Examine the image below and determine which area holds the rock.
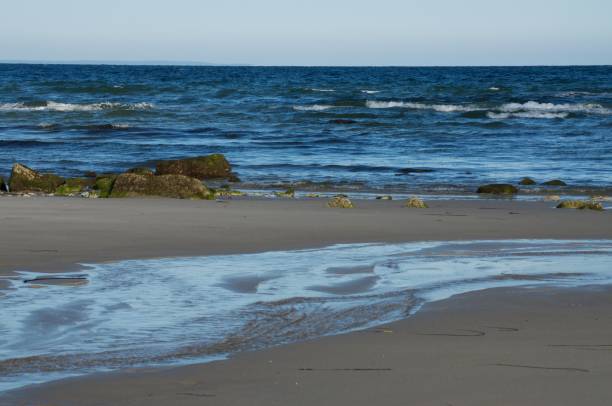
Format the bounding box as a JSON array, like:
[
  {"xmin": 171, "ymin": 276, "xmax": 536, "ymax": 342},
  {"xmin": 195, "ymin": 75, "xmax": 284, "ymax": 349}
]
[
  {"xmin": 476, "ymin": 184, "xmax": 518, "ymax": 194},
  {"xmin": 305, "ymin": 193, "xmax": 321, "ymax": 198},
  {"xmin": 275, "ymin": 188, "xmax": 295, "ymax": 198},
  {"xmin": 93, "ymin": 175, "xmax": 118, "ymax": 198},
  {"xmin": 127, "ymin": 167, "xmax": 154, "ymax": 176},
  {"xmin": 9, "ymin": 163, "xmax": 65, "ymax": 193},
  {"xmin": 156, "ymin": 154, "xmax": 237, "ymax": 181},
  {"xmin": 405, "ymin": 197, "xmax": 428, "ymax": 208},
  {"xmin": 55, "ymin": 178, "xmax": 96, "ymax": 196},
  {"xmin": 556, "ymin": 200, "xmax": 603, "ymax": 211},
  {"xmin": 519, "ymin": 177, "xmax": 536, "ymax": 185},
  {"xmin": 110, "ymin": 173, "xmax": 210, "ymax": 199},
  {"xmin": 376, "ymin": 195, "xmax": 393, "ymax": 200},
  {"xmin": 83, "ymin": 171, "xmax": 97, "ymax": 178},
  {"xmin": 543, "ymin": 195, "xmax": 561, "ymax": 202},
  {"xmin": 327, "ymin": 195, "xmax": 354, "ymax": 209},
  {"xmin": 0, "ymin": 176, "xmax": 6, "ymax": 192},
  {"xmin": 543, "ymin": 179, "xmax": 567, "ymax": 186}
]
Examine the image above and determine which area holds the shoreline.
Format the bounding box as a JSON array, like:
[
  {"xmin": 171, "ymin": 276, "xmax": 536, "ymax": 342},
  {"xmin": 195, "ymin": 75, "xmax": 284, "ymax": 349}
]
[
  {"xmin": 4, "ymin": 284, "xmax": 612, "ymax": 405},
  {"xmin": 1, "ymin": 196, "xmax": 611, "ymax": 276}
]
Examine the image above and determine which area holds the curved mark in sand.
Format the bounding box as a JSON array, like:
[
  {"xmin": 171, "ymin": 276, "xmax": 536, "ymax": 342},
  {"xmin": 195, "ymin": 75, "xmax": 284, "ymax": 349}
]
[{"xmin": 494, "ymin": 363, "xmax": 589, "ymax": 373}]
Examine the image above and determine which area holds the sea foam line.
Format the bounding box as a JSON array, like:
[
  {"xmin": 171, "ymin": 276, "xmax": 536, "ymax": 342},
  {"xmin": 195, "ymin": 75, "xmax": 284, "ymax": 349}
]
[{"xmin": 0, "ymin": 101, "xmax": 154, "ymax": 112}]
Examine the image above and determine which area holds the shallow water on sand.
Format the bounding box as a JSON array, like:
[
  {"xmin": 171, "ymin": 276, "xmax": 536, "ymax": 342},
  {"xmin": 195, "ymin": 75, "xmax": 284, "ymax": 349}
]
[{"xmin": 1, "ymin": 240, "xmax": 612, "ymax": 391}]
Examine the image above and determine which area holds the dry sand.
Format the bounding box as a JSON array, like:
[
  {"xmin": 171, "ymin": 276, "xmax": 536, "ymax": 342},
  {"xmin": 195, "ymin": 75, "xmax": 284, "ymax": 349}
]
[{"xmin": 1, "ymin": 196, "xmax": 612, "ymax": 405}]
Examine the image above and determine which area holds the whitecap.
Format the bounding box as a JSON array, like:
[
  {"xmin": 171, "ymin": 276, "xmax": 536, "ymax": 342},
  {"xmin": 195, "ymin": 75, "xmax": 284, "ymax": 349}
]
[
  {"xmin": 293, "ymin": 104, "xmax": 335, "ymax": 111},
  {"xmin": 309, "ymin": 88, "xmax": 335, "ymax": 92},
  {"xmin": 0, "ymin": 101, "xmax": 154, "ymax": 112},
  {"xmin": 489, "ymin": 87, "xmax": 500, "ymax": 91},
  {"xmin": 365, "ymin": 100, "xmax": 478, "ymax": 112},
  {"xmin": 361, "ymin": 90, "xmax": 380, "ymax": 94},
  {"xmin": 499, "ymin": 101, "xmax": 610, "ymax": 115},
  {"xmin": 488, "ymin": 112, "xmax": 569, "ymax": 120}
]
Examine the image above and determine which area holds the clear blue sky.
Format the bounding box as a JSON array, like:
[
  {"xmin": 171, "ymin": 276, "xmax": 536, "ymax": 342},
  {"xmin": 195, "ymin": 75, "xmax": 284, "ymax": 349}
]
[{"xmin": 1, "ymin": 0, "xmax": 611, "ymax": 66}]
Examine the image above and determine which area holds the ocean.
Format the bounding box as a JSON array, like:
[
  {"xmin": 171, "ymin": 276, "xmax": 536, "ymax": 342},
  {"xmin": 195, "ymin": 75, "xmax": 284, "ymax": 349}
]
[{"xmin": 0, "ymin": 64, "xmax": 611, "ymax": 193}]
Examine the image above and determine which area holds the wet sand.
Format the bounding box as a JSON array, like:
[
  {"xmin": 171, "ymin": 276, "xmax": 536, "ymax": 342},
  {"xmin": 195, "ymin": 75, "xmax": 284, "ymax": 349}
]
[
  {"xmin": 1, "ymin": 196, "xmax": 611, "ymax": 276},
  {"xmin": 1, "ymin": 196, "xmax": 612, "ymax": 405},
  {"xmin": 4, "ymin": 285, "xmax": 612, "ymax": 405}
]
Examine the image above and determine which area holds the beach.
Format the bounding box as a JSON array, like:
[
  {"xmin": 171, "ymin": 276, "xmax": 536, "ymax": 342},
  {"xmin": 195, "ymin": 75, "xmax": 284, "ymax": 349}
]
[{"xmin": 1, "ymin": 196, "xmax": 612, "ymax": 405}]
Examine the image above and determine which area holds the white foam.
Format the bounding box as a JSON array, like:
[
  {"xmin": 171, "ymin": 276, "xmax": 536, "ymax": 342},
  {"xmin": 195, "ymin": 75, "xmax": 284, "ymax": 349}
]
[
  {"xmin": 310, "ymin": 88, "xmax": 335, "ymax": 92},
  {"xmin": 365, "ymin": 100, "xmax": 477, "ymax": 112},
  {"xmin": 499, "ymin": 101, "xmax": 610, "ymax": 114},
  {"xmin": 0, "ymin": 101, "xmax": 154, "ymax": 112},
  {"xmin": 361, "ymin": 90, "xmax": 380, "ymax": 94},
  {"xmin": 488, "ymin": 112, "xmax": 569, "ymax": 119},
  {"xmin": 293, "ymin": 104, "xmax": 335, "ymax": 111},
  {"xmin": 489, "ymin": 87, "xmax": 500, "ymax": 91}
]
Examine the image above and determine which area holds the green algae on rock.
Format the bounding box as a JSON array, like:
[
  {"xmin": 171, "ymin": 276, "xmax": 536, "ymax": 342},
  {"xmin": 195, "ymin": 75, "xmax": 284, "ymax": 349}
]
[
  {"xmin": 9, "ymin": 163, "xmax": 65, "ymax": 193},
  {"xmin": 543, "ymin": 179, "xmax": 567, "ymax": 186},
  {"xmin": 156, "ymin": 154, "xmax": 238, "ymax": 181},
  {"xmin": 93, "ymin": 175, "xmax": 118, "ymax": 198},
  {"xmin": 405, "ymin": 197, "xmax": 428, "ymax": 208},
  {"xmin": 519, "ymin": 177, "xmax": 536, "ymax": 185},
  {"xmin": 556, "ymin": 200, "xmax": 603, "ymax": 211},
  {"xmin": 327, "ymin": 195, "xmax": 354, "ymax": 209},
  {"xmin": 476, "ymin": 184, "xmax": 519, "ymax": 195},
  {"xmin": 275, "ymin": 188, "xmax": 296, "ymax": 198},
  {"xmin": 110, "ymin": 173, "xmax": 210, "ymax": 199}
]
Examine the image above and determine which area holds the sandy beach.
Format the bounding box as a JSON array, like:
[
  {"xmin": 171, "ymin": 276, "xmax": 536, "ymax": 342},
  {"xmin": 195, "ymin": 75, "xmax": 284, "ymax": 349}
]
[{"xmin": 1, "ymin": 196, "xmax": 611, "ymax": 405}]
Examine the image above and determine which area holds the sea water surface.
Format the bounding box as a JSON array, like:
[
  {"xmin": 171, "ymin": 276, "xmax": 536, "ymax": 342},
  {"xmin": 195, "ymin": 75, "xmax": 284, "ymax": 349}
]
[
  {"xmin": 1, "ymin": 240, "xmax": 612, "ymax": 391},
  {"xmin": 1, "ymin": 65, "xmax": 611, "ymax": 193}
]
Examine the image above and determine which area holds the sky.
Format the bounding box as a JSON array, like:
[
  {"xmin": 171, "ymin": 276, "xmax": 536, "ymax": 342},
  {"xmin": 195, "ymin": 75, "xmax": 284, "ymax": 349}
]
[{"xmin": 1, "ymin": 0, "xmax": 611, "ymax": 66}]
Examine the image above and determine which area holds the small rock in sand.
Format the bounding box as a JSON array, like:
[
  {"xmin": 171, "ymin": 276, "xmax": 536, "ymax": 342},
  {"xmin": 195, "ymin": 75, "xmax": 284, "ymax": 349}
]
[
  {"xmin": 556, "ymin": 200, "xmax": 603, "ymax": 211},
  {"xmin": 405, "ymin": 197, "xmax": 428, "ymax": 208},
  {"xmin": 328, "ymin": 195, "xmax": 354, "ymax": 209}
]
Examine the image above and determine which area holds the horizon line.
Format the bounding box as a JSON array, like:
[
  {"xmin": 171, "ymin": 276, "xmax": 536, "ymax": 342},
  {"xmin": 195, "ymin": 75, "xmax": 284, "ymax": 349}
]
[{"xmin": 0, "ymin": 60, "xmax": 611, "ymax": 68}]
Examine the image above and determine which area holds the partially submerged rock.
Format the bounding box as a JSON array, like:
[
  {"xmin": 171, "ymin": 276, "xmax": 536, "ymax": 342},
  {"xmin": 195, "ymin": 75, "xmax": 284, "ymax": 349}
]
[
  {"xmin": 405, "ymin": 197, "xmax": 428, "ymax": 208},
  {"xmin": 556, "ymin": 200, "xmax": 603, "ymax": 211},
  {"xmin": 519, "ymin": 177, "xmax": 536, "ymax": 185},
  {"xmin": 476, "ymin": 184, "xmax": 518, "ymax": 195},
  {"xmin": 327, "ymin": 195, "xmax": 354, "ymax": 209},
  {"xmin": 543, "ymin": 179, "xmax": 567, "ymax": 186},
  {"xmin": 110, "ymin": 173, "xmax": 210, "ymax": 199},
  {"xmin": 9, "ymin": 163, "xmax": 64, "ymax": 193},
  {"xmin": 376, "ymin": 195, "xmax": 393, "ymax": 200},
  {"xmin": 127, "ymin": 167, "xmax": 154, "ymax": 176},
  {"xmin": 156, "ymin": 154, "xmax": 238, "ymax": 181}
]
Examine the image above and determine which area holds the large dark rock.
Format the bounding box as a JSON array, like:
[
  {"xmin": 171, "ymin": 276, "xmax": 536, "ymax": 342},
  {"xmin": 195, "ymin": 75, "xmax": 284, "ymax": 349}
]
[
  {"xmin": 519, "ymin": 177, "xmax": 536, "ymax": 185},
  {"xmin": 9, "ymin": 163, "xmax": 65, "ymax": 193},
  {"xmin": 110, "ymin": 173, "xmax": 210, "ymax": 199},
  {"xmin": 0, "ymin": 176, "xmax": 6, "ymax": 192},
  {"xmin": 127, "ymin": 167, "xmax": 154, "ymax": 176},
  {"xmin": 156, "ymin": 154, "xmax": 237, "ymax": 181},
  {"xmin": 543, "ymin": 179, "xmax": 567, "ymax": 186},
  {"xmin": 476, "ymin": 184, "xmax": 518, "ymax": 194}
]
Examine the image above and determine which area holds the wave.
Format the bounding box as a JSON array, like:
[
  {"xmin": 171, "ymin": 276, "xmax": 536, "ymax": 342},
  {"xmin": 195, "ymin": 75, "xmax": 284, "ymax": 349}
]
[
  {"xmin": 361, "ymin": 90, "xmax": 380, "ymax": 94},
  {"xmin": 365, "ymin": 100, "xmax": 477, "ymax": 112},
  {"xmin": 0, "ymin": 139, "xmax": 63, "ymax": 147},
  {"xmin": 293, "ymin": 104, "xmax": 335, "ymax": 111},
  {"xmin": 366, "ymin": 100, "xmax": 611, "ymax": 118},
  {"xmin": 488, "ymin": 112, "xmax": 569, "ymax": 120},
  {"xmin": 309, "ymin": 88, "xmax": 335, "ymax": 92},
  {"xmin": 0, "ymin": 101, "xmax": 154, "ymax": 112}
]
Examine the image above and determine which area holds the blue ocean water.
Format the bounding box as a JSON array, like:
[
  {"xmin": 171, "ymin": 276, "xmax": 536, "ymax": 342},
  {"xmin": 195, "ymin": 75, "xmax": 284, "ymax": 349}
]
[{"xmin": 0, "ymin": 64, "xmax": 611, "ymax": 192}]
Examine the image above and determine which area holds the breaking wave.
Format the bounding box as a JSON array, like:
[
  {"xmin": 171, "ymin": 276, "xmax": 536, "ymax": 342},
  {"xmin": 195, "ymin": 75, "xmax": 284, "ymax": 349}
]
[
  {"xmin": 0, "ymin": 101, "xmax": 154, "ymax": 112},
  {"xmin": 365, "ymin": 100, "xmax": 477, "ymax": 112},
  {"xmin": 293, "ymin": 104, "xmax": 335, "ymax": 111}
]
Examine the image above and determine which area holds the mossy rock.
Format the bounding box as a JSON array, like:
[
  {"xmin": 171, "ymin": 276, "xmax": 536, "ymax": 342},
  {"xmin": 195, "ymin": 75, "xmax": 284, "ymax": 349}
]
[
  {"xmin": 127, "ymin": 167, "xmax": 154, "ymax": 176},
  {"xmin": 556, "ymin": 200, "xmax": 603, "ymax": 211},
  {"xmin": 543, "ymin": 179, "xmax": 567, "ymax": 186},
  {"xmin": 55, "ymin": 184, "xmax": 83, "ymax": 196},
  {"xmin": 275, "ymin": 188, "xmax": 295, "ymax": 198},
  {"xmin": 54, "ymin": 177, "xmax": 96, "ymax": 195},
  {"xmin": 405, "ymin": 197, "xmax": 428, "ymax": 208},
  {"xmin": 476, "ymin": 184, "xmax": 518, "ymax": 195},
  {"xmin": 327, "ymin": 195, "xmax": 354, "ymax": 209},
  {"xmin": 156, "ymin": 154, "xmax": 238, "ymax": 181},
  {"xmin": 8, "ymin": 163, "xmax": 65, "ymax": 193},
  {"xmin": 519, "ymin": 177, "xmax": 536, "ymax": 185},
  {"xmin": 110, "ymin": 173, "xmax": 210, "ymax": 199},
  {"xmin": 93, "ymin": 175, "xmax": 118, "ymax": 198}
]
